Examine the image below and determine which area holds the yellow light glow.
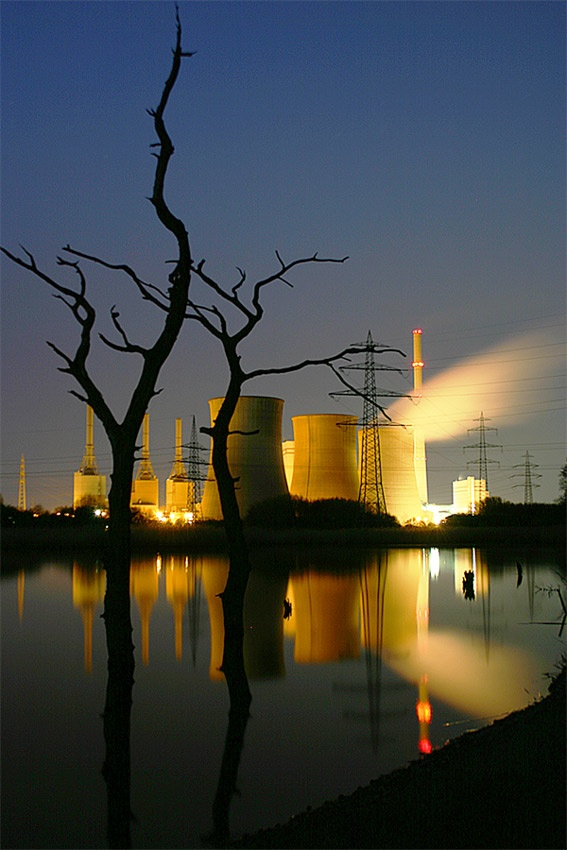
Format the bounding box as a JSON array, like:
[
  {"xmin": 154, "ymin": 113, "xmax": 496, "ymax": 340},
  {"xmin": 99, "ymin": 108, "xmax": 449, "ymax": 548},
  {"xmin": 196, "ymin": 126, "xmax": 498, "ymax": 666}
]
[{"xmin": 387, "ymin": 330, "xmax": 561, "ymax": 443}]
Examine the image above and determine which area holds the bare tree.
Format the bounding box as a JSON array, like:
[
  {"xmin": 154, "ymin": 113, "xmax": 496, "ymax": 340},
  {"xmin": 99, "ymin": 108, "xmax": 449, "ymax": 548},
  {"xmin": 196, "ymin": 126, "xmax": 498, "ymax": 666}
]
[
  {"xmin": 187, "ymin": 255, "xmax": 403, "ymax": 621},
  {"xmin": 2, "ymin": 11, "xmax": 193, "ymax": 579}
]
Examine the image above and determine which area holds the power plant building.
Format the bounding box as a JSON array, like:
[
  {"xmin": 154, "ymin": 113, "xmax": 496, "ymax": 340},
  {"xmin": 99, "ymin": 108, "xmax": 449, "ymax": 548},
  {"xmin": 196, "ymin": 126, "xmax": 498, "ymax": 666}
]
[
  {"xmin": 360, "ymin": 425, "xmax": 427, "ymax": 524},
  {"xmin": 452, "ymin": 476, "xmax": 488, "ymax": 515},
  {"xmin": 73, "ymin": 405, "xmax": 107, "ymax": 509},
  {"xmin": 165, "ymin": 418, "xmax": 190, "ymax": 514},
  {"xmin": 289, "ymin": 414, "xmax": 359, "ymax": 502},
  {"xmin": 201, "ymin": 396, "xmax": 289, "ymax": 520},
  {"xmin": 131, "ymin": 414, "xmax": 159, "ymax": 516}
]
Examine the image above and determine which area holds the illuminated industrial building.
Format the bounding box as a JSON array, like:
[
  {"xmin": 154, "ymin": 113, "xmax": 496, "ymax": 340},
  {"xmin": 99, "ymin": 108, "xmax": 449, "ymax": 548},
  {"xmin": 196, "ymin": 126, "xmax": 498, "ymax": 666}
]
[
  {"xmin": 131, "ymin": 413, "xmax": 159, "ymax": 517},
  {"xmin": 73, "ymin": 405, "xmax": 107, "ymax": 509},
  {"xmin": 165, "ymin": 418, "xmax": 191, "ymax": 517},
  {"xmin": 412, "ymin": 328, "xmax": 428, "ymax": 505},
  {"xmin": 452, "ymin": 476, "xmax": 488, "ymax": 514},
  {"xmin": 358, "ymin": 425, "xmax": 428, "ymax": 524},
  {"xmin": 201, "ymin": 396, "xmax": 289, "ymax": 520},
  {"xmin": 289, "ymin": 413, "xmax": 359, "ymax": 502}
]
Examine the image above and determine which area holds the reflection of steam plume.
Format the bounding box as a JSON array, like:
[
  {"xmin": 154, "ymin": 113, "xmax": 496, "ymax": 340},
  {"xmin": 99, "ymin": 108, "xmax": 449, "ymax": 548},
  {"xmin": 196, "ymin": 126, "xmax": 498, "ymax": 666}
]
[{"xmin": 387, "ymin": 331, "xmax": 562, "ymax": 443}]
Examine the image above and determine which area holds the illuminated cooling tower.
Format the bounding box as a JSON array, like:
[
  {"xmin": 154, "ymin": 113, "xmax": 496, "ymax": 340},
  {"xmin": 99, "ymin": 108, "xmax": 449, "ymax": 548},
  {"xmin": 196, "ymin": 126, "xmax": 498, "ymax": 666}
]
[
  {"xmin": 360, "ymin": 426, "xmax": 424, "ymax": 524},
  {"xmin": 289, "ymin": 414, "xmax": 358, "ymax": 501},
  {"xmin": 201, "ymin": 396, "xmax": 289, "ymax": 520}
]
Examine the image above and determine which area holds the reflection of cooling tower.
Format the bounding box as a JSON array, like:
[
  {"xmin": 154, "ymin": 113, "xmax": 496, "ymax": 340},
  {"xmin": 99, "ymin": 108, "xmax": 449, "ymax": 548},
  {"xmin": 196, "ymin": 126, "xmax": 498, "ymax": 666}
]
[
  {"xmin": 359, "ymin": 549, "xmax": 423, "ymax": 652},
  {"xmin": 360, "ymin": 426, "xmax": 423, "ymax": 523},
  {"xmin": 291, "ymin": 572, "xmax": 360, "ymax": 663},
  {"xmin": 201, "ymin": 396, "xmax": 289, "ymax": 520},
  {"xmin": 290, "ymin": 414, "xmax": 358, "ymax": 501},
  {"xmin": 201, "ymin": 557, "xmax": 290, "ymax": 680}
]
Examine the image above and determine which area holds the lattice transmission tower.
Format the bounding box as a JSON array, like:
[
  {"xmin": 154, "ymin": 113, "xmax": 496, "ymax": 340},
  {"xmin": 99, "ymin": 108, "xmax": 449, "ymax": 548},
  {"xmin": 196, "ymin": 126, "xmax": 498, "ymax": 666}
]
[
  {"xmin": 463, "ymin": 411, "xmax": 502, "ymax": 488},
  {"xmin": 185, "ymin": 416, "xmax": 207, "ymax": 517},
  {"xmin": 331, "ymin": 330, "xmax": 407, "ymax": 515},
  {"xmin": 512, "ymin": 451, "xmax": 541, "ymax": 504},
  {"xmin": 18, "ymin": 454, "xmax": 26, "ymax": 511}
]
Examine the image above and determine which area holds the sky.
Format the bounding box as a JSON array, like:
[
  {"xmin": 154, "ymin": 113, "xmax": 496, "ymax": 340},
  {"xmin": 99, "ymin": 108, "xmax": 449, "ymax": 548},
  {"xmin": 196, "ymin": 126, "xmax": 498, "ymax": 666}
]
[{"xmin": 1, "ymin": 0, "xmax": 565, "ymax": 511}]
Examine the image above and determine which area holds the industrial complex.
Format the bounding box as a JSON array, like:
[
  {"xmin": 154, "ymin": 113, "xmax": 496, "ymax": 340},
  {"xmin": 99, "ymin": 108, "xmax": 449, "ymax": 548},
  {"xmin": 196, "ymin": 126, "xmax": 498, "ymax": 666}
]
[{"xmin": 66, "ymin": 330, "xmax": 489, "ymax": 525}]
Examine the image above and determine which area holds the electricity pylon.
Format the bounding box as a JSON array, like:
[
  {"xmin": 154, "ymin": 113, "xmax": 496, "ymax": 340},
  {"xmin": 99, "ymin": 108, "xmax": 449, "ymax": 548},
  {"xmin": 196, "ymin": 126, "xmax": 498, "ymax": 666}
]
[
  {"xmin": 330, "ymin": 330, "xmax": 407, "ymax": 515},
  {"xmin": 512, "ymin": 451, "xmax": 541, "ymax": 504},
  {"xmin": 185, "ymin": 416, "xmax": 207, "ymax": 517},
  {"xmin": 18, "ymin": 455, "xmax": 26, "ymax": 511},
  {"xmin": 463, "ymin": 411, "xmax": 502, "ymax": 489}
]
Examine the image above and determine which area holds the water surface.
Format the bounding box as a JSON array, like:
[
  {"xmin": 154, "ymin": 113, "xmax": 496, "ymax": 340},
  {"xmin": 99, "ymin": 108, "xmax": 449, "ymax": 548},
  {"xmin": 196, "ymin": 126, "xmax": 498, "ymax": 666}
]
[{"xmin": 2, "ymin": 546, "xmax": 564, "ymax": 848}]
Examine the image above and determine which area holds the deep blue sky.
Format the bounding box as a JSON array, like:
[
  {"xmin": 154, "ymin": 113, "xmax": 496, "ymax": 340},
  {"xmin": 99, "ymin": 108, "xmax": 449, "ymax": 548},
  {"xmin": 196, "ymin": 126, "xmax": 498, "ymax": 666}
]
[{"xmin": 1, "ymin": 1, "xmax": 565, "ymax": 509}]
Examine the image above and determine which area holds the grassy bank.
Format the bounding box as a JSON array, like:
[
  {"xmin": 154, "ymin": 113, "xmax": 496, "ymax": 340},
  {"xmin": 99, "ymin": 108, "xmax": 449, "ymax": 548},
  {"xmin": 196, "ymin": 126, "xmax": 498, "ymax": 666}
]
[{"xmin": 233, "ymin": 668, "xmax": 566, "ymax": 849}]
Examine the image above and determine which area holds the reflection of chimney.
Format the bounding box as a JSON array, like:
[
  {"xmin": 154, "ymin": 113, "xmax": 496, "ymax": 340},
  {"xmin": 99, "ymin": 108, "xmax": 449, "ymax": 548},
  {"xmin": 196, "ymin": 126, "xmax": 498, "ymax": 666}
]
[
  {"xmin": 72, "ymin": 564, "xmax": 105, "ymax": 673},
  {"xmin": 130, "ymin": 560, "xmax": 159, "ymax": 665},
  {"xmin": 166, "ymin": 557, "xmax": 190, "ymax": 660},
  {"xmin": 18, "ymin": 570, "xmax": 25, "ymax": 622}
]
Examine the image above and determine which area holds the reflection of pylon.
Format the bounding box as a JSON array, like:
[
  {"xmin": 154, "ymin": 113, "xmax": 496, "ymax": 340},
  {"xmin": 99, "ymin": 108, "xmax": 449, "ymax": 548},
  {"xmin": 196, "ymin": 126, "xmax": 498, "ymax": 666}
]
[
  {"xmin": 18, "ymin": 455, "xmax": 26, "ymax": 511},
  {"xmin": 463, "ymin": 411, "xmax": 502, "ymax": 489}
]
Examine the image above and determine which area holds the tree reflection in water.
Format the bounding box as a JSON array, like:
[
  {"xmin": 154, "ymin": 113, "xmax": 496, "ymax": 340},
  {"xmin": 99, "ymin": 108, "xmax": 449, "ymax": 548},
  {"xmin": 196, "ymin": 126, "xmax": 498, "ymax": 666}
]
[
  {"xmin": 100, "ymin": 552, "xmax": 252, "ymax": 848},
  {"xmin": 100, "ymin": 555, "xmax": 136, "ymax": 849}
]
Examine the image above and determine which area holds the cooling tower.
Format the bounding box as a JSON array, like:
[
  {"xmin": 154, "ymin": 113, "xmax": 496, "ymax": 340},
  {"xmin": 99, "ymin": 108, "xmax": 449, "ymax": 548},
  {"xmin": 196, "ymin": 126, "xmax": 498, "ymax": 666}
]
[
  {"xmin": 289, "ymin": 414, "xmax": 359, "ymax": 501},
  {"xmin": 201, "ymin": 396, "xmax": 289, "ymax": 520},
  {"xmin": 360, "ymin": 425, "xmax": 424, "ymax": 524}
]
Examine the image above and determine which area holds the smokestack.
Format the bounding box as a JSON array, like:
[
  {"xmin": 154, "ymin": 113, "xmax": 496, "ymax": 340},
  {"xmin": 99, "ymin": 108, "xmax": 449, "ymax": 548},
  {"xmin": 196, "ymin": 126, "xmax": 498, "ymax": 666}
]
[
  {"xmin": 79, "ymin": 405, "xmax": 98, "ymax": 474},
  {"xmin": 137, "ymin": 413, "xmax": 156, "ymax": 480},
  {"xmin": 169, "ymin": 418, "xmax": 186, "ymax": 479},
  {"xmin": 411, "ymin": 329, "xmax": 428, "ymax": 506},
  {"xmin": 412, "ymin": 328, "xmax": 423, "ymax": 394}
]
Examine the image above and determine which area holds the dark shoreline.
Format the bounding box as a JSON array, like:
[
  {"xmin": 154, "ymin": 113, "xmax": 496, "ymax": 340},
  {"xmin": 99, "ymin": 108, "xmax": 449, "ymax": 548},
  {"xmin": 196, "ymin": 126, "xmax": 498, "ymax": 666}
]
[
  {"xmin": 1, "ymin": 522, "xmax": 565, "ymax": 558},
  {"xmin": 233, "ymin": 669, "xmax": 566, "ymax": 849}
]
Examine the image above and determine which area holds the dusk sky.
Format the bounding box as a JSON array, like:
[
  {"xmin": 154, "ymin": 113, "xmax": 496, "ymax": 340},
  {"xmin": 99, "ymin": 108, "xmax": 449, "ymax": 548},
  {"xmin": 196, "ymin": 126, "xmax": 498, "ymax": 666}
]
[{"xmin": 1, "ymin": 1, "xmax": 565, "ymax": 510}]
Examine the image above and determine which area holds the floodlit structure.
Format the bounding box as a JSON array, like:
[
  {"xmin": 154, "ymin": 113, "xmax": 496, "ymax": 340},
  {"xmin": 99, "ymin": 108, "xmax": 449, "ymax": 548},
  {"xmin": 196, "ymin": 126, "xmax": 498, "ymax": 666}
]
[
  {"xmin": 73, "ymin": 405, "xmax": 107, "ymax": 509},
  {"xmin": 412, "ymin": 329, "xmax": 428, "ymax": 505},
  {"xmin": 165, "ymin": 418, "xmax": 190, "ymax": 515},
  {"xmin": 131, "ymin": 414, "xmax": 159, "ymax": 516},
  {"xmin": 289, "ymin": 413, "xmax": 359, "ymax": 502},
  {"xmin": 360, "ymin": 425, "xmax": 426, "ymax": 524},
  {"xmin": 282, "ymin": 440, "xmax": 295, "ymax": 489},
  {"xmin": 452, "ymin": 476, "xmax": 488, "ymax": 515},
  {"xmin": 201, "ymin": 396, "xmax": 289, "ymax": 520}
]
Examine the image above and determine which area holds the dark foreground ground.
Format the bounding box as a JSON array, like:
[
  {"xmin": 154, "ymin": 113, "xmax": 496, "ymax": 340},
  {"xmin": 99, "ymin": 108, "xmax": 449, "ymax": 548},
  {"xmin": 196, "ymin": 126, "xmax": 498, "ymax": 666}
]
[{"xmin": 234, "ymin": 669, "xmax": 566, "ymax": 850}]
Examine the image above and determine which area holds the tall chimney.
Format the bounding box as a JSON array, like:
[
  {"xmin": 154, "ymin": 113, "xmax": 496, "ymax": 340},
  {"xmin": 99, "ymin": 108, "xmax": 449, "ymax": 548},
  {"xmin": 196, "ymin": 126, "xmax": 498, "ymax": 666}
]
[{"xmin": 412, "ymin": 328, "xmax": 423, "ymax": 394}]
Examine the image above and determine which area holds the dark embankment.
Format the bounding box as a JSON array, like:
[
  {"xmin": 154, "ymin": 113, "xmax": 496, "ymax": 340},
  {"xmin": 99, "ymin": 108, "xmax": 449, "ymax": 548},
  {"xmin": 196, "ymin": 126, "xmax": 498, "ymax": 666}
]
[{"xmin": 233, "ymin": 669, "xmax": 566, "ymax": 849}]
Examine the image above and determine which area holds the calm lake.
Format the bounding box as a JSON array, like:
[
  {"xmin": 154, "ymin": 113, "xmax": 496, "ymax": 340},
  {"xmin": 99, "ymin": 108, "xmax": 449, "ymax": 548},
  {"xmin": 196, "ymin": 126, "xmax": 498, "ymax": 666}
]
[{"xmin": 2, "ymin": 545, "xmax": 565, "ymax": 849}]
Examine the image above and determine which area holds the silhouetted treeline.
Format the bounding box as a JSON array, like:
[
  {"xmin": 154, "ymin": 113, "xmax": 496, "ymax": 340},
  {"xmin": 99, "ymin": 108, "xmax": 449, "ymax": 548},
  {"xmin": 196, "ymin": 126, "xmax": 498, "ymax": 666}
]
[
  {"xmin": 443, "ymin": 497, "xmax": 565, "ymax": 527},
  {"xmin": 245, "ymin": 495, "xmax": 399, "ymax": 529},
  {"xmin": 1, "ymin": 503, "xmax": 105, "ymax": 528}
]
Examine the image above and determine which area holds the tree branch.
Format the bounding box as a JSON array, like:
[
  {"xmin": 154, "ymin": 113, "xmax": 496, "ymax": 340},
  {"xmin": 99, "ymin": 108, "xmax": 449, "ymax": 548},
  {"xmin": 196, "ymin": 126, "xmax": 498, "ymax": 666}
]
[{"xmin": 63, "ymin": 245, "xmax": 170, "ymax": 311}]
